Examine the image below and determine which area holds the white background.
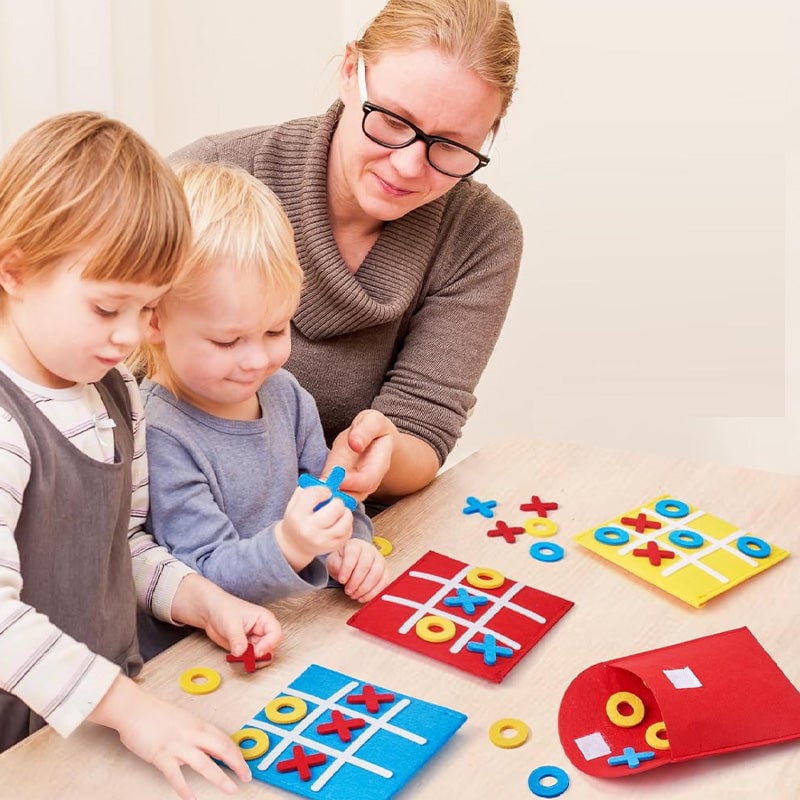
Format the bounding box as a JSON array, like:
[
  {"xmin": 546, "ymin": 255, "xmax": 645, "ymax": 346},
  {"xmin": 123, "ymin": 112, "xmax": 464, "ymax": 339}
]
[{"xmin": 1, "ymin": 0, "xmax": 796, "ymax": 473}]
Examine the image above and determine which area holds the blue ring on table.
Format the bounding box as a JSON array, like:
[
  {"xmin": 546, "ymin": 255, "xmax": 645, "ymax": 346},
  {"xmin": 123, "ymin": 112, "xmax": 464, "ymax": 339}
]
[
  {"xmin": 529, "ymin": 541, "xmax": 565, "ymax": 562},
  {"xmin": 528, "ymin": 765, "xmax": 570, "ymax": 797}
]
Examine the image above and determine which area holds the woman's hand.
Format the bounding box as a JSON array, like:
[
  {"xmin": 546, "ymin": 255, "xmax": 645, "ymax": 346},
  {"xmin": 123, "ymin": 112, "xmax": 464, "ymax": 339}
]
[{"xmin": 326, "ymin": 410, "xmax": 395, "ymax": 500}]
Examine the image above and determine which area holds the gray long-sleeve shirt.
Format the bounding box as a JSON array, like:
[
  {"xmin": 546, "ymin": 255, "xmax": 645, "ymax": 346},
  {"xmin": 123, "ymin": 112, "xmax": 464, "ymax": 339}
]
[{"xmin": 141, "ymin": 370, "xmax": 373, "ymax": 605}]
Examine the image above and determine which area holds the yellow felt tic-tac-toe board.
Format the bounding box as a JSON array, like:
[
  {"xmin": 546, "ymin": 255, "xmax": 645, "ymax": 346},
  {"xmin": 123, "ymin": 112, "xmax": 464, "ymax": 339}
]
[{"xmin": 575, "ymin": 494, "xmax": 789, "ymax": 608}]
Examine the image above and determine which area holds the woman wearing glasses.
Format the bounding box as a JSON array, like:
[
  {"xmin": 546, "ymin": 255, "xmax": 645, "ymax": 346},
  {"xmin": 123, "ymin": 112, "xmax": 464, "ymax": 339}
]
[{"xmin": 171, "ymin": 0, "xmax": 521, "ymax": 506}]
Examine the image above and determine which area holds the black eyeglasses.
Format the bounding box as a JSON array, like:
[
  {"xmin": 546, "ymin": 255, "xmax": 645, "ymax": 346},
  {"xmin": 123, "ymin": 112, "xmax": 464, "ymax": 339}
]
[{"xmin": 357, "ymin": 57, "xmax": 491, "ymax": 179}]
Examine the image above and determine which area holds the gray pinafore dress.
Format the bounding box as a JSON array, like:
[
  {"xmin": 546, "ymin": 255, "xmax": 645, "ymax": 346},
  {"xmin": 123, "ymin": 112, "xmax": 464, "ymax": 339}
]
[{"xmin": 0, "ymin": 369, "xmax": 142, "ymax": 751}]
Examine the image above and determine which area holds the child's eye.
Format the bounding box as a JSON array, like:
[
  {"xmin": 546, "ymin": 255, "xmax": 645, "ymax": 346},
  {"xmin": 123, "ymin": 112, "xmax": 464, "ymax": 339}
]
[
  {"xmin": 211, "ymin": 339, "xmax": 239, "ymax": 349},
  {"xmin": 140, "ymin": 305, "xmax": 157, "ymax": 316},
  {"xmin": 266, "ymin": 328, "xmax": 287, "ymax": 338},
  {"xmin": 94, "ymin": 306, "xmax": 117, "ymax": 318}
]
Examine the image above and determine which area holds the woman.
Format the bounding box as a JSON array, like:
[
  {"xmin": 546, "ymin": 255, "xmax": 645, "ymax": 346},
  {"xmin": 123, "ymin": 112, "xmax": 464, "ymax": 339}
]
[{"xmin": 171, "ymin": 0, "xmax": 522, "ymax": 504}]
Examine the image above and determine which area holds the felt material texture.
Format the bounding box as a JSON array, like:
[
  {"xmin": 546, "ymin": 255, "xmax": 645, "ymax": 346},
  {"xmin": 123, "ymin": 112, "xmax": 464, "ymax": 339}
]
[
  {"xmin": 233, "ymin": 664, "xmax": 466, "ymax": 800},
  {"xmin": 558, "ymin": 627, "xmax": 800, "ymax": 778},
  {"xmin": 574, "ymin": 494, "xmax": 789, "ymax": 607},
  {"xmin": 347, "ymin": 550, "xmax": 574, "ymax": 682}
]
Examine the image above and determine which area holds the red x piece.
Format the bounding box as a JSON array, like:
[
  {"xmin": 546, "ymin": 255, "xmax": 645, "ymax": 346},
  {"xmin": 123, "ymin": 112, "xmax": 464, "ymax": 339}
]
[
  {"xmin": 225, "ymin": 643, "xmax": 272, "ymax": 673},
  {"xmin": 487, "ymin": 520, "xmax": 526, "ymax": 543},
  {"xmin": 632, "ymin": 540, "xmax": 676, "ymax": 566},
  {"xmin": 620, "ymin": 513, "xmax": 662, "ymax": 533},
  {"xmin": 316, "ymin": 710, "xmax": 366, "ymax": 742},
  {"xmin": 276, "ymin": 745, "xmax": 327, "ymax": 781},
  {"xmin": 519, "ymin": 495, "xmax": 559, "ymax": 517},
  {"xmin": 346, "ymin": 685, "xmax": 395, "ymax": 713}
]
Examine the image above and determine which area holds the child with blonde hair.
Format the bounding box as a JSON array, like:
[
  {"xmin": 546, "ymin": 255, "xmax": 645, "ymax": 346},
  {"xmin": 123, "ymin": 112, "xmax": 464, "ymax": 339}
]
[
  {"xmin": 137, "ymin": 161, "xmax": 389, "ymax": 629},
  {"xmin": 0, "ymin": 112, "xmax": 281, "ymax": 799}
]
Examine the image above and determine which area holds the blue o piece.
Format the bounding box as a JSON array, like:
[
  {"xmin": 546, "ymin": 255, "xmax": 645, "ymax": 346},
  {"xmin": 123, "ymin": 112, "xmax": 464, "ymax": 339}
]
[
  {"xmin": 594, "ymin": 526, "xmax": 629, "ymax": 546},
  {"xmin": 736, "ymin": 535, "xmax": 771, "ymax": 559},
  {"xmin": 528, "ymin": 765, "xmax": 570, "ymax": 798},
  {"xmin": 668, "ymin": 529, "xmax": 704, "ymax": 549},
  {"xmin": 654, "ymin": 498, "xmax": 690, "ymax": 518},
  {"xmin": 529, "ymin": 541, "xmax": 565, "ymax": 563}
]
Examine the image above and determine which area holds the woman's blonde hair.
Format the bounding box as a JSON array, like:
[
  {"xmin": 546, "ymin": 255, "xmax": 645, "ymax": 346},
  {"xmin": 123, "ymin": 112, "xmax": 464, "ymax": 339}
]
[
  {"xmin": 0, "ymin": 111, "xmax": 189, "ymax": 288},
  {"xmin": 354, "ymin": 0, "xmax": 519, "ymax": 120},
  {"xmin": 133, "ymin": 161, "xmax": 303, "ymax": 387}
]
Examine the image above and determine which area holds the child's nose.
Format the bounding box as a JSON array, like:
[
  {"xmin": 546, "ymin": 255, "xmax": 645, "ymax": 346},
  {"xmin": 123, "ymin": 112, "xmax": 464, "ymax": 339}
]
[
  {"xmin": 109, "ymin": 316, "xmax": 143, "ymax": 349},
  {"xmin": 240, "ymin": 342, "xmax": 270, "ymax": 371}
]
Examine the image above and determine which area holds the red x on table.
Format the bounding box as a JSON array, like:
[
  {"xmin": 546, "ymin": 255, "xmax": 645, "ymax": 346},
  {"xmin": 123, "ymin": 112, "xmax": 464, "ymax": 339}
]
[
  {"xmin": 487, "ymin": 520, "xmax": 526, "ymax": 543},
  {"xmin": 276, "ymin": 745, "xmax": 327, "ymax": 781},
  {"xmin": 632, "ymin": 540, "xmax": 676, "ymax": 566},
  {"xmin": 620, "ymin": 513, "xmax": 662, "ymax": 533},
  {"xmin": 225, "ymin": 643, "xmax": 272, "ymax": 672},
  {"xmin": 346, "ymin": 685, "xmax": 395, "ymax": 713},
  {"xmin": 519, "ymin": 496, "xmax": 559, "ymax": 517},
  {"xmin": 316, "ymin": 710, "xmax": 366, "ymax": 742}
]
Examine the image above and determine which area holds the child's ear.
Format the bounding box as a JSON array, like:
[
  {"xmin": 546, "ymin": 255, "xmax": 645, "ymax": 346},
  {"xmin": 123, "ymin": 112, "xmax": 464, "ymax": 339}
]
[
  {"xmin": 146, "ymin": 308, "xmax": 165, "ymax": 344},
  {"xmin": 0, "ymin": 248, "xmax": 26, "ymax": 296}
]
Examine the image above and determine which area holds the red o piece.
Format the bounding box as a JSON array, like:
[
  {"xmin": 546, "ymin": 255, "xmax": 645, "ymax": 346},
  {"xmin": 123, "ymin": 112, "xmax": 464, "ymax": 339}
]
[
  {"xmin": 346, "ymin": 685, "xmax": 395, "ymax": 713},
  {"xmin": 316, "ymin": 710, "xmax": 366, "ymax": 742},
  {"xmin": 487, "ymin": 520, "xmax": 526, "ymax": 543},
  {"xmin": 519, "ymin": 496, "xmax": 559, "ymax": 517},
  {"xmin": 632, "ymin": 540, "xmax": 676, "ymax": 566},
  {"xmin": 620, "ymin": 513, "xmax": 661, "ymax": 533},
  {"xmin": 276, "ymin": 745, "xmax": 327, "ymax": 781}
]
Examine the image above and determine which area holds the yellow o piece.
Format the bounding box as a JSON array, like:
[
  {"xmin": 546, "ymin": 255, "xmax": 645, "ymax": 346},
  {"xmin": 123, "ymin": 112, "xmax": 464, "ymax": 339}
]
[
  {"xmin": 523, "ymin": 517, "xmax": 559, "ymax": 537},
  {"xmin": 373, "ymin": 536, "xmax": 393, "ymax": 556},
  {"xmin": 466, "ymin": 567, "xmax": 504, "ymax": 589},
  {"xmin": 179, "ymin": 666, "xmax": 221, "ymax": 695},
  {"xmin": 645, "ymin": 721, "xmax": 670, "ymax": 750},
  {"xmin": 488, "ymin": 718, "xmax": 530, "ymax": 749},
  {"xmin": 605, "ymin": 691, "xmax": 645, "ymax": 727},
  {"xmin": 231, "ymin": 728, "xmax": 270, "ymax": 760},
  {"xmin": 415, "ymin": 615, "xmax": 457, "ymax": 643},
  {"xmin": 265, "ymin": 695, "xmax": 307, "ymax": 724}
]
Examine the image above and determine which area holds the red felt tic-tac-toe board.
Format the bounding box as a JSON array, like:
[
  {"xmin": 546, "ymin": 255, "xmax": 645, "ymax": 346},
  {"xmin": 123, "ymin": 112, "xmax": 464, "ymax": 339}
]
[{"xmin": 347, "ymin": 550, "xmax": 574, "ymax": 683}]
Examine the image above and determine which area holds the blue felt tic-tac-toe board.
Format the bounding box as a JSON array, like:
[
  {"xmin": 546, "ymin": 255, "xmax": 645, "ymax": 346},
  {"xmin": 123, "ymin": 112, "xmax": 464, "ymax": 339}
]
[{"xmin": 232, "ymin": 664, "xmax": 467, "ymax": 800}]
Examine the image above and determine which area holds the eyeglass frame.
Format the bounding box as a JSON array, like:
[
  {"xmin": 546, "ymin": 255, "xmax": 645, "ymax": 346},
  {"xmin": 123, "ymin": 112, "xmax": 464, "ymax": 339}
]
[{"xmin": 356, "ymin": 55, "xmax": 492, "ymax": 179}]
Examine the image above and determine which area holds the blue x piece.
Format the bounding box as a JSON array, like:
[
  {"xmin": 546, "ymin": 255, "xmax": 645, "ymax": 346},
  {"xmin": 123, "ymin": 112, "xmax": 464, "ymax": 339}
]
[
  {"xmin": 297, "ymin": 466, "xmax": 357, "ymax": 511},
  {"xmin": 462, "ymin": 496, "xmax": 497, "ymax": 518},
  {"xmin": 608, "ymin": 747, "xmax": 655, "ymax": 769},
  {"xmin": 466, "ymin": 634, "xmax": 513, "ymax": 666},
  {"xmin": 442, "ymin": 588, "xmax": 489, "ymax": 616}
]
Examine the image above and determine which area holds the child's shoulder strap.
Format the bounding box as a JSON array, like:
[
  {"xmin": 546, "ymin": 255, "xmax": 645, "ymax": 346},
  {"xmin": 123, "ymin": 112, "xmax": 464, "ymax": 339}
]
[{"xmin": 96, "ymin": 368, "xmax": 133, "ymax": 433}]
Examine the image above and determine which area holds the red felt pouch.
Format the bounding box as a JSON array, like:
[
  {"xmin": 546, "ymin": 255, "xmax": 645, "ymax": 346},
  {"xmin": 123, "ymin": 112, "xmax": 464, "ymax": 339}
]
[{"xmin": 558, "ymin": 627, "xmax": 800, "ymax": 777}]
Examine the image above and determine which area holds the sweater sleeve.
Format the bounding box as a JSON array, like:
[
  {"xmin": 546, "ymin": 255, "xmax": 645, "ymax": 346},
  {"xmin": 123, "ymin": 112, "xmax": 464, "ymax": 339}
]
[
  {"xmin": 146, "ymin": 424, "xmax": 329, "ymax": 605},
  {"xmin": 0, "ymin": 409, "xmax": 120, "ymax": 738},
  {"xmin": 372, "ymin": 185, "xmax": 523, "ymax": 464}
]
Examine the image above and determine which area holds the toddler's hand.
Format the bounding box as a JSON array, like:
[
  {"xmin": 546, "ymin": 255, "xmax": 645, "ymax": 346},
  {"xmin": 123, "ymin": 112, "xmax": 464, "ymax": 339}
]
[
  {"xmin": 171, "ymin": 574, "xmax": 282, "ymax": 659},
  {"xmin": 276, "ymin": 485, "xmax": 354, "ymax": 571},
  {"xmin": 326, "ymin": 537, "xmax": 389, "ymax": 602},
  {"xmin": 89, "ymin": 675, "xmax": 250, "ymax": 800}
]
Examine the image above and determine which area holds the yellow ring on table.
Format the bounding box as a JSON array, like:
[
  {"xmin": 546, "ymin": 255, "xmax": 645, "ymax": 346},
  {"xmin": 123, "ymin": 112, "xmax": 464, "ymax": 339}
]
[
  {"xmin": 645, "ymin": 720, "xmax": 670, "ymax": 750},
  {"xmin": 415, "ymin": 615, "xmax": 457, "ymax": 643},
  {"xmin": 265, "ymin": 695, "xmax": 308, "ymax": 724},
  {"xmin": 466, "ymin": 567, "xmax": 504, "ymax": 589},
  {"xmin": 605, "ymin": 691, "xmax": 645, "ymax": 727},
  {"xmin": 231, "ymin": 728, "xmax": 270, "ymax": 760},
  {"xmin": 373, "ymin": 535, "xmax": 393, "ymax": 556},
  {"xmin": 179, "ymin": 666, "xmax": 221, "ymax": 695},
  {"xmin": 488, "ymin": 717, "xmax": 530, "ymax": 748},
  {"xmin": 523, "ymin": 517, "xmax": 559, "ymax": 537}
]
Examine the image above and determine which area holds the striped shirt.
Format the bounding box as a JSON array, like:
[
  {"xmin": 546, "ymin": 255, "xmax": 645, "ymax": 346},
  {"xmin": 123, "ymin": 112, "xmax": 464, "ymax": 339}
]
[{"xmin": 0, "ymin": 362, "xmax": 192, "ymax": 737}]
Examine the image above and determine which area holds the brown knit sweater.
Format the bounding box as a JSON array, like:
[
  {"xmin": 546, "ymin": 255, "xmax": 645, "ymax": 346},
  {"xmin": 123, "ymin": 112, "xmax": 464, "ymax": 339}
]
[{"xmin": 170, "ymin": 103, "xmax": 523, "ymax": 465}]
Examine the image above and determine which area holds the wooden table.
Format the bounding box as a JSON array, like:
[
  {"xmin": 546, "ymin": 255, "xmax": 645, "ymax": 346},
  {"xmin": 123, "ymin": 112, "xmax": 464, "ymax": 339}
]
[{"xmin": 3, "ymin": 438, "xmax": 799, "ymax": 799}]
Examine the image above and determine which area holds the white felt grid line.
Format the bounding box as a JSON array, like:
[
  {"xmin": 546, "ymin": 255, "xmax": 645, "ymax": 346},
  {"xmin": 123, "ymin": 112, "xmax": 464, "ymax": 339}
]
[
  {"xmin": 383, "ymin": 566, "xmax": 548, "ymax": 654},
  {"xmin": 249, "ymin": 679, "xmax": 428, "ymax": 789},
  {"xmin": 613, "ymin": 506, "xmax": 760, "ymax": 584},
  {"xmin": 393, "ymin": 566, "xmax": 472, "ymax": 634},
  {"xmin": 381, "ymin": 594, "xmax": 522, "ymax": 651}
]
